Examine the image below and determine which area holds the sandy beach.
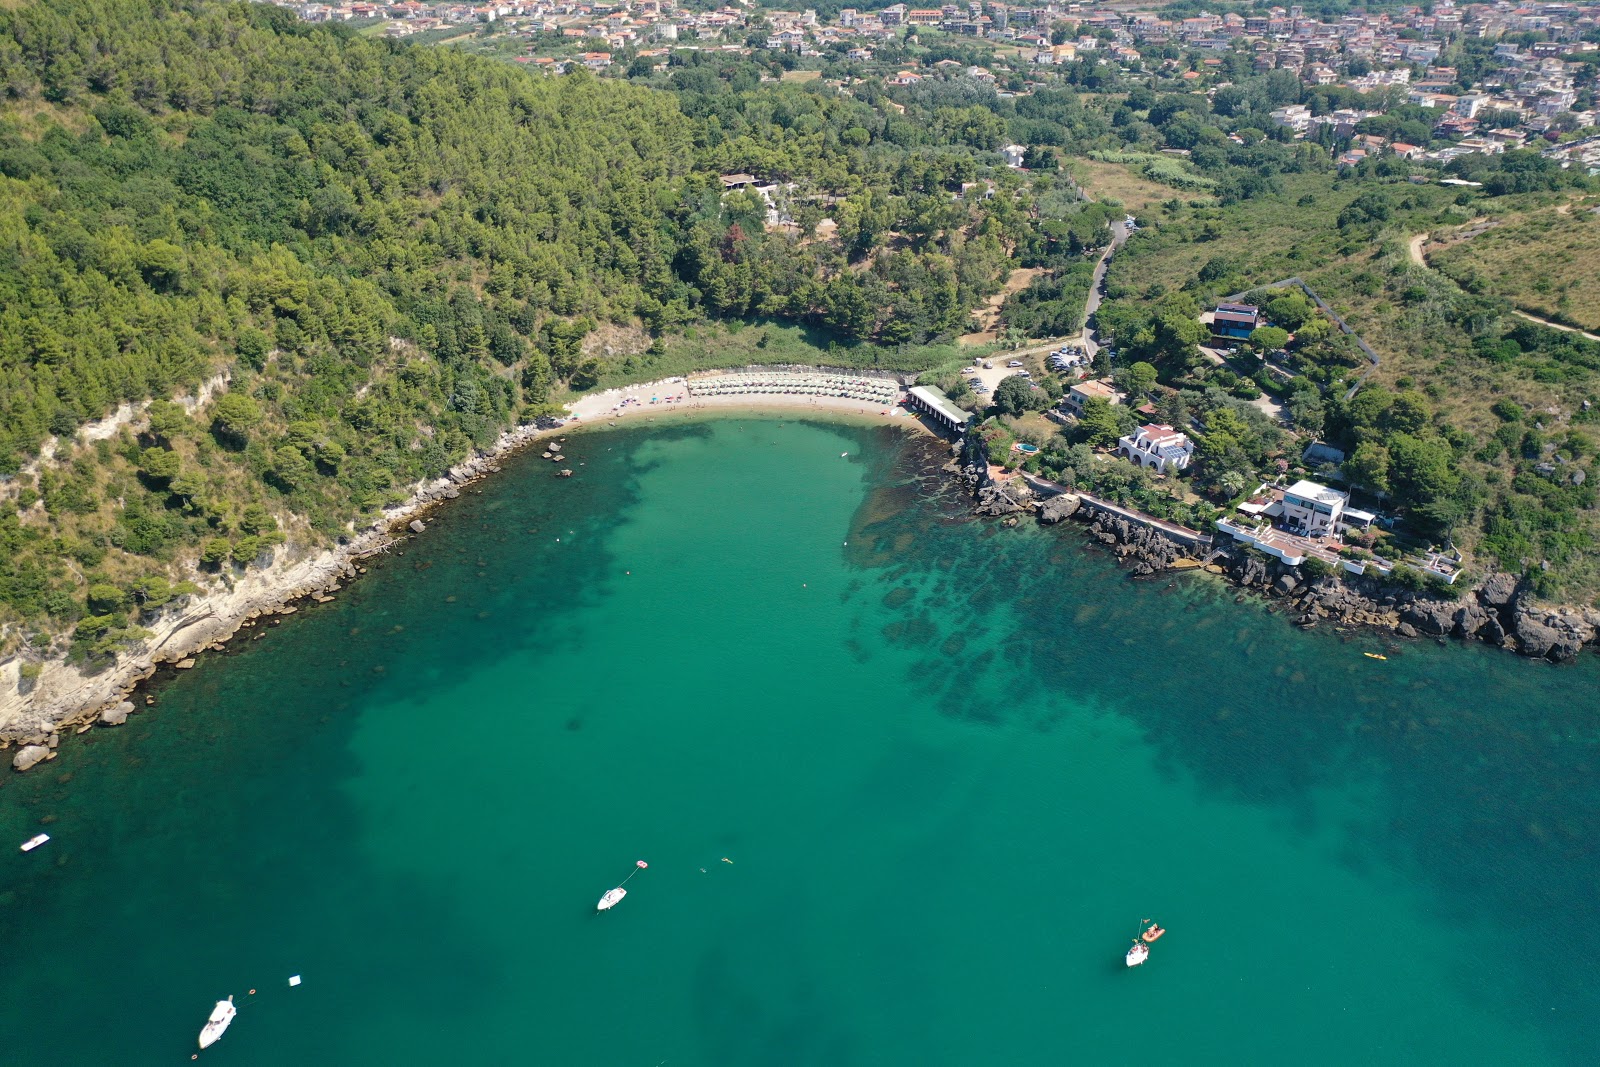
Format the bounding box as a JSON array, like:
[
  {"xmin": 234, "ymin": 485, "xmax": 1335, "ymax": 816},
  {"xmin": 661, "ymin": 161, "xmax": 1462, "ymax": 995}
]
[{"xmin": 563, "ymin": 376, "xmax": 923, "ymax": 426}]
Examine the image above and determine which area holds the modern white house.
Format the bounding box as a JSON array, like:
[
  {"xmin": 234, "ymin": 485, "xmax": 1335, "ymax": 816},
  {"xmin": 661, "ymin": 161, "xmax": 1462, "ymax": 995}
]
[
  {"xmin": 1278, "ymin": 479, "xmax": 1376, "ymax": 536},
  {"xmin": 1117, "ymin": 423, "xmax": 1195, "ymax": 473}
]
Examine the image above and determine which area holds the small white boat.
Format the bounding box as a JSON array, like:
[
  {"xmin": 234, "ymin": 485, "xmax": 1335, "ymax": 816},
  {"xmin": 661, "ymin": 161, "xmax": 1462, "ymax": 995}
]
[
  {"xmin": 1125, "ymin": 941, "xmax": 1149, "ymax": 968},
  {"xmin": 19, "ymin": 834, "xmax": 49, "ymax": 852},
  {"xmin": 595, "ymin": 860, "xmax": 647, "ymax": 911},
  {"xmin": 198, "ymin": 996, "xmax": 236, "ymax": 1050}
]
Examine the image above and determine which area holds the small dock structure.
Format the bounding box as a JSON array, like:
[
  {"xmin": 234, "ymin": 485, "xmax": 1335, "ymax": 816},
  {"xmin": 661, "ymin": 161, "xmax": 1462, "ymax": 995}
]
[{"xmin": 906, "ymin": 386, "xmax": 973, "ymax": 433}]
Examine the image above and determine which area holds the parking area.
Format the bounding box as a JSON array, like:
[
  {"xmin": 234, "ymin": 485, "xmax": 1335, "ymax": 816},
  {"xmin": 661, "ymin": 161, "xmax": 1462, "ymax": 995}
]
[{"xmin": 961, "ymin": 357, "xmax": 1032, "ymax": 398}]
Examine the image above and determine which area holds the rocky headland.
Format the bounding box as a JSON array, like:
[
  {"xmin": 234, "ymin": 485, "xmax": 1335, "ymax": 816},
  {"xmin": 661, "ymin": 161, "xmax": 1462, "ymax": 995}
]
[{"xmin": 955, "ymin": 433, "xmax": 1600, "ymax": 665}]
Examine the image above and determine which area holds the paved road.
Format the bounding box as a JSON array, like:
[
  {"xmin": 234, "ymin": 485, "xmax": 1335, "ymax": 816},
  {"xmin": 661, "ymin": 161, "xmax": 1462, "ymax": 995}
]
[{"xmin": 1081, "ymin": 219, "xmax": 1129, "ymax": 359}]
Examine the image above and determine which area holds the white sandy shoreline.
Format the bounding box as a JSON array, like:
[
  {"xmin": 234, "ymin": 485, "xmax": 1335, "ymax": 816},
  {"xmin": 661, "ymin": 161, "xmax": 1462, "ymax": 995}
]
[{"xmin": 0, "ymin": 370, "xmax": 937, "ymax": 756}]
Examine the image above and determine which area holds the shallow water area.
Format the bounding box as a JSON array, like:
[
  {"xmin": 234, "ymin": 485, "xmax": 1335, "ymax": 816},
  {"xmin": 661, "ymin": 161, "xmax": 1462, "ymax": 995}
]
[{"xmin": 1, "ymin": 416, "xmax": 1596, "ymax": 1065}]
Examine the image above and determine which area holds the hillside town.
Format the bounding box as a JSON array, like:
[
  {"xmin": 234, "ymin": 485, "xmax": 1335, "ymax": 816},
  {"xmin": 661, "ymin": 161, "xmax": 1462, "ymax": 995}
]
[{"xmin": 274, "ymin": 0, "xmax": 1600, "ymax": 170}]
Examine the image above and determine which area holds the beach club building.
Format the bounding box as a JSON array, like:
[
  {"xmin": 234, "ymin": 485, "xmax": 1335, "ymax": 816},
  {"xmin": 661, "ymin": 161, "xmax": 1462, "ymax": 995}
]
[
  {"xmin": 907, "ymin": 385, "xmax": 972, "ymax": 433},
  {"xmin": 1210, "ymin": 302, "xmax": 1261, "ymax": 341},
  {"xmin": 1118, "ymin": 423, "xmax": 1195, "ymax": 473}
]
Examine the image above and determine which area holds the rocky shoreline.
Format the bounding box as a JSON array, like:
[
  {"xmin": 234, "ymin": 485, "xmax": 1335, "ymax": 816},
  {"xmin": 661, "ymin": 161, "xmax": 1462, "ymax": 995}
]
[
  {"xmin": 0, "ymin": 416, "xmax": 569, "ymax": 766},
  {"xmin": 954, "ymin": 434, "xmax": 1600, "ymax": 665}
]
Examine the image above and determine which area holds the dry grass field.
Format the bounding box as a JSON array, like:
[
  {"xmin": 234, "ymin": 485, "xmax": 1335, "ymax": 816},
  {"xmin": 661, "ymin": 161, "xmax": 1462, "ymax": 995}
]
[
  {"xmin": 1428, "ymin": 200, "xmax": 1600, "ymax": 333},
  {"xmin": 1069, "ymin": 158, "xmax": 1191, "ymax": 214}
]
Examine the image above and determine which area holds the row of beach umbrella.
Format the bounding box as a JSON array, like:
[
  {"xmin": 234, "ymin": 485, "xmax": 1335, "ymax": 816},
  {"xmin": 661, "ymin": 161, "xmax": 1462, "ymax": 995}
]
[{"xmin": 687, "ymin": 374, "xmax": 898, "ymax": 402}]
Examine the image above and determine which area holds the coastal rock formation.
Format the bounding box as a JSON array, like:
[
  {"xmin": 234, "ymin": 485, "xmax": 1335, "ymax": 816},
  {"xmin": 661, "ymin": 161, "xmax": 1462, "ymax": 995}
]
[
  {"xmin": 409, "ymin": 519, "xmax": 426, "ymax": 534},
  {"xmin": 973, "ymin": 484, "xmax": 1026, "ymax": 517},
  {"xmin": 11, "ymin": 745, "xmax": 49, "ymax": 772},
  {"xmin": 1037, "ymin": 494, "xmax": 1081, "ymax": 525},
  {"xmin": 100, "ymin": 702, "xmax": 133, "ymax": 727},
  {"xmin": 0, "ymin": 417, "xmax": 565, "ymax": 749},
  {"xmin": 1079, "ymin": 509, "xmax": 1184, "ymax": 576}
]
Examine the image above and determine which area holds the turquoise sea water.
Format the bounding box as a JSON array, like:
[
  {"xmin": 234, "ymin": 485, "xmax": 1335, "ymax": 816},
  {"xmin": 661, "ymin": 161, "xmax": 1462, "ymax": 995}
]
[{"xmin": 2, "ymin": 416, "xmax": 1598, "ymax": 1065}]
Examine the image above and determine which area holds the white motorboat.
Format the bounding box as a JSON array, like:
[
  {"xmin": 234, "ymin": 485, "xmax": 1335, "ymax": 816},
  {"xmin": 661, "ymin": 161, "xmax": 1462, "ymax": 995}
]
[
  {"xmin": 595, "ymin": 860, "xmax": 648, "ymax": 912},
  {"xmin": 1125, "ymin": 941, "xmax": 1149, "ymax": 968},
  {"xmin": 19, "ymin": 834, "xmax": 49, "ymax": 852},
  {"xmin": 198, "ymin": 996, "xmax": 236, "ymax": 1050}
]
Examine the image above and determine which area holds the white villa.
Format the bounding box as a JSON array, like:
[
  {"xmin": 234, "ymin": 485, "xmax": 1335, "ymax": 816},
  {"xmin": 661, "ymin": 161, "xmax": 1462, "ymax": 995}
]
[
  {"xmin": 1277, "ymin": 479, "xmax": 1376, "ymax": 536},
  {"xmin": 1118, "ymin": 423, "xmax": 1194, "ymax": 473}
]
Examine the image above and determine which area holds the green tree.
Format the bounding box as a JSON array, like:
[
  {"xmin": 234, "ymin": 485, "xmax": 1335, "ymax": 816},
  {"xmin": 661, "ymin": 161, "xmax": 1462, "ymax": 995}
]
[
  {"xmin": 1116, "ymin": 361, "xmax": 1158, "ymax": 401},
  {"xmin": 200, "ymin": 537, "xmax": 232, "ymax": 569},
  {"xmin": 138, "ymin": 447, "xmax": 181, "ymax": 485},
  {"xmin": 210, "ymin": 394, "xmax": 263, "ymax": 446},
  {"xmin": 239, "ymin": 504, "xmax": 277, "ymax": 536},
  {"xmin": 86, "ymin": 584, "xmax": 126, "ymax": 614},
  {"xmin": 994, "ymin": 375, "xmax": 1046, "ymax": 416},
  {"xmin": 1344, "ymin": 442, "xmax": 1391, "ymax": 494},
  {"xmin": 1249, "ymin": 326, "xmax": 1289, "ymax": 352},
  {"xmin": 1075, "ymin": 396, "xmax": 1126, "ymax": 447}
]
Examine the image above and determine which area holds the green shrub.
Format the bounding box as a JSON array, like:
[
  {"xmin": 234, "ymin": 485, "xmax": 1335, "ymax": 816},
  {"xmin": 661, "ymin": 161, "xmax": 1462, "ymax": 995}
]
[{"xmin": 86, "ymin": 583, "xmax": 127, "ymax": 614}]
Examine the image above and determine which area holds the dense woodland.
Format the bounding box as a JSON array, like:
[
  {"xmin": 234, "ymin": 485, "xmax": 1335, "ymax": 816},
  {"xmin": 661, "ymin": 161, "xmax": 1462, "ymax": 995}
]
[
  {"xmin": 0, "ymin": 0, "xmax": 1085, "ymax": 664},
  {"xmin": 3, "ymin": 0, "xmax": 1599, "ymax": 673}
]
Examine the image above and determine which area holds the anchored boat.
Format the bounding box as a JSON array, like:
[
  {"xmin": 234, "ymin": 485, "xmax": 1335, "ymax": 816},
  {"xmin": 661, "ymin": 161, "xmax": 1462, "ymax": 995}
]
[
  {"xmin": 19, "ymin": 834, "xmax": 49, "ymax": 852},
  {"xmin": 1126, "ymin": 920, "xmax": 1165, "ymax": 967},
  {"xmin": 596, "ymin": 860, "xmax": 648, "ymax": 912},
  {"xmin": 198, "ymin": 996, "xmax": 236, "ymax": 1050}
]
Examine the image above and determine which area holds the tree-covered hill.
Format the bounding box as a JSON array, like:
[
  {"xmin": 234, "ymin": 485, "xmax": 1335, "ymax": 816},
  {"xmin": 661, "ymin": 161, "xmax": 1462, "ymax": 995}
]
[{"xmin": 0, "ymin": 0, "xmax": 1048, "ymax": 666}]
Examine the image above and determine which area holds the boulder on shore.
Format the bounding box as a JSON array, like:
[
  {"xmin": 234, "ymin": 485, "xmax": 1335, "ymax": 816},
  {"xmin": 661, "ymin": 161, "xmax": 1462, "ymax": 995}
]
[
  {"xmin": 409, "ymin": 519, "xmax": 426, "ymax": 534},
  {"xmin": 100, "ymin": 702, "xmax": 133, "ymax": 727},
  {"xmin": 1037, "ymin": 494, "xmax": 1082, "ymax": 525},
  {"xmin": 12, "ymin": 745, "xmax": 49, "ymax": 772},
  {"xmin": 1478, "ymin": 572, "xmax": 1519, "ymax": 610}
]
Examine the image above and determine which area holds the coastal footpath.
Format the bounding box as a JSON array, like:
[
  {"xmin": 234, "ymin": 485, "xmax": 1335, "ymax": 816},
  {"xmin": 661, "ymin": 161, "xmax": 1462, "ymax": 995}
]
[{"xmin": 956, "ymin": 434, "xmax": 1600, "ymax": 664}]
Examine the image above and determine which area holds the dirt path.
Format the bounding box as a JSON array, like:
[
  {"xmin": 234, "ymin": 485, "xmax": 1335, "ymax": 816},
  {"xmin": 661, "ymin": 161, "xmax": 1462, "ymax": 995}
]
[
  {"xmin": 1408, "ymin": 232, "xmax": 1428, "ymax": 267},
  {"xmin": 1511, "ymin": 310, "xmax": 1600, "ymax": 343}
]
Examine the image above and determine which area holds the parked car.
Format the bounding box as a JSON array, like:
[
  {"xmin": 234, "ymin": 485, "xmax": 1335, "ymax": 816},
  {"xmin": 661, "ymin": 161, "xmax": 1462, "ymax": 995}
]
[{"xmin": 1007, "ymin": 360, "xmax": 1024, "ymax": 368}]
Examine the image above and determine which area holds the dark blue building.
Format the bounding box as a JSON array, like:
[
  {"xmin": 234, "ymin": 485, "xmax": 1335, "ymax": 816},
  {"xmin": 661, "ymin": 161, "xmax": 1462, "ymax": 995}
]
[{"xmin": 1211, "ymin": 302, "xmax": 1261, "ymax": 340}]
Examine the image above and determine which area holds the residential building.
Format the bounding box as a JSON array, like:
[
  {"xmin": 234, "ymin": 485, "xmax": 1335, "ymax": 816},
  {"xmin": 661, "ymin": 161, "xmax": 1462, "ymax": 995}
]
[
  {"xmin": 1210, "ymin": 302, "xmax": 1261, "ymax": 340},
  {"xmin": 1118, "ymin": 424, "xmax": 1195, "ymax": 473},
  {"xmin": 1062, "ymin": 378, "xmax": 1121, "ymax": 417},
  {"xmin": 1279, "ymin": 479, "xmax": 1375, "ymax": 535}
]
